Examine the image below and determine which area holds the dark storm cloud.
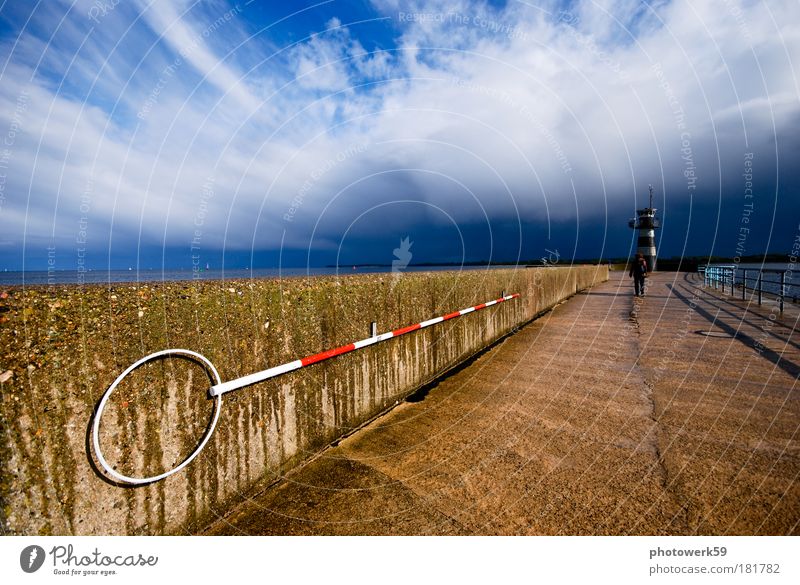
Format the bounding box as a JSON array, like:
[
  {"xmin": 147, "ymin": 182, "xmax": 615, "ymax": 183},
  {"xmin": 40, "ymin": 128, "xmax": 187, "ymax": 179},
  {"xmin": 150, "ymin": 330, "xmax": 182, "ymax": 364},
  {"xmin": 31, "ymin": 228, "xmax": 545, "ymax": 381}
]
[{"xmin": 0, "ymin": 0, "xmax": 797, "ymax": 269}]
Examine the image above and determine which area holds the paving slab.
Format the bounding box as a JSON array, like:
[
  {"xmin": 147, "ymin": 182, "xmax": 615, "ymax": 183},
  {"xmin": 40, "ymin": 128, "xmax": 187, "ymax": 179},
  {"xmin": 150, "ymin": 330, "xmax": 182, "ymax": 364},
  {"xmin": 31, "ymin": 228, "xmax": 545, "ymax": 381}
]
[{"xmin": 204, "ymin": 272, "xmax": 799, "ymax": 535}]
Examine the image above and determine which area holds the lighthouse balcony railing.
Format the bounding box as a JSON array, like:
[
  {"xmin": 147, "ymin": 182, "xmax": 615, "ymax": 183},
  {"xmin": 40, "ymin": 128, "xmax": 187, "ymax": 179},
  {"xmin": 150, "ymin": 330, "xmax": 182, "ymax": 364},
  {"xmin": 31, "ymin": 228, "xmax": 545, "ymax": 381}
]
[
  {"xmin": 698, "ymin": 265, "xmax": 794, "ymax": 313},
  {"xmin": 628, "ymin": 218, "xmax": 661, "ymax": 229}
]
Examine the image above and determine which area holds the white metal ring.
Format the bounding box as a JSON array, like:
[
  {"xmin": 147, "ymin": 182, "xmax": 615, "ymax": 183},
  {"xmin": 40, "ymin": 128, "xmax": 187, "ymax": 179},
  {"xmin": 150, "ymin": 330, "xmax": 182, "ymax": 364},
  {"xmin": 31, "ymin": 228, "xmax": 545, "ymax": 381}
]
[{"xmin": 91, "ymin": 349, "xmax": 222, "ymax": 485}]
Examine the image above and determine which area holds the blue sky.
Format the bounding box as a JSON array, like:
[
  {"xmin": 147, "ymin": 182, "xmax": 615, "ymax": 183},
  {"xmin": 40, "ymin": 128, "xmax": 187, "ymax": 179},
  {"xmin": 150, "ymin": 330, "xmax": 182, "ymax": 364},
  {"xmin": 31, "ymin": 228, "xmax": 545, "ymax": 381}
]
[{"xmin": 0, "ymin": 0, "xmax": 798, "ymax": 271}]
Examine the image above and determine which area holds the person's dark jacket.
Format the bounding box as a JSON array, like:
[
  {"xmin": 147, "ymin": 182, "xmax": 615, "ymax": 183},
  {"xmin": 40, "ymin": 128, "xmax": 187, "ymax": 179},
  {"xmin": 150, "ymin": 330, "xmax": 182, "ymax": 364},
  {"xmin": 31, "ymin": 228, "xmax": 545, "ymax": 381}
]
[{"xmin": 629, "ymin": 258, "xmax": 648, "ymax": 277}]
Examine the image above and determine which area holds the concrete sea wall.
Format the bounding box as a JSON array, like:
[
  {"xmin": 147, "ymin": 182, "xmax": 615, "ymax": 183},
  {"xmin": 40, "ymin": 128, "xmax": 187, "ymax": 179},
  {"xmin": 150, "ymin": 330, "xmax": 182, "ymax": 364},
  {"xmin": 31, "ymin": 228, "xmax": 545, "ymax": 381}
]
[{"xmin": 0, "ymin": 265, "xmax": 607, "ymax": 534}]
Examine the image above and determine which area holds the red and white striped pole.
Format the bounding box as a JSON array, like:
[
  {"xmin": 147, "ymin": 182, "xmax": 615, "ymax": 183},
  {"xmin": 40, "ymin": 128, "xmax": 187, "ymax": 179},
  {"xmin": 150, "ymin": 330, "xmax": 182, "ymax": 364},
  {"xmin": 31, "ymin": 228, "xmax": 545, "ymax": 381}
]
[
  {"xmin": 93, "ymin": 292, "xmax": 520, "ymax": 484},
  {"xmin": 209, "ymin": 293, "xmax": 520, "ymax": 397}
]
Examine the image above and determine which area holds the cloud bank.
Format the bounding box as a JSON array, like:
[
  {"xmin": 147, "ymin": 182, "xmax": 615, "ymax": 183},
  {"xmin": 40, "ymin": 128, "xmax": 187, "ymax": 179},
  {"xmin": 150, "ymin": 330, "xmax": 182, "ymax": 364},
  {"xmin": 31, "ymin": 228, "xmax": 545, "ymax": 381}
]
[{"xmin": 0, "ymin": 0, "xmax": 797, "ymax": 268}]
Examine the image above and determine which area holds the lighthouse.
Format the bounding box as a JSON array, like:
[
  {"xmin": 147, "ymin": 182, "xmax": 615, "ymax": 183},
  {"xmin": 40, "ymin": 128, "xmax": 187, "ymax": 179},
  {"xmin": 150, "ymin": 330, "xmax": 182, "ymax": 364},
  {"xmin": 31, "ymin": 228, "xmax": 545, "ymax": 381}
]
[{"xmin": 628, "ymin": 185, "xmax": 660, "ymax": 271}]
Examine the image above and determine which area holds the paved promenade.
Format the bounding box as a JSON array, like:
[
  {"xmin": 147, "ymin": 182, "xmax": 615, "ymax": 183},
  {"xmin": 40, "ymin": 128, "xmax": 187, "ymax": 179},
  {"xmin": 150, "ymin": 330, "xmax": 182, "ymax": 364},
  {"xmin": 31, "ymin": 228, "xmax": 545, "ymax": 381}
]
[{"xmin": 205, "ymin": 272, "xmax": 799, "ymax": 535}]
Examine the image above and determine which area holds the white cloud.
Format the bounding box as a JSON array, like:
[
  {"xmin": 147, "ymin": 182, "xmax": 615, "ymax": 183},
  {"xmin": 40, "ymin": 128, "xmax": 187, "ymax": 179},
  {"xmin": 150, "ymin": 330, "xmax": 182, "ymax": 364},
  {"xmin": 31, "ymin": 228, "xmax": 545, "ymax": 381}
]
[
  {"xmin": 135, "ymin": 0, "xmax": 262, "ymax": 112},
  {"xmin": 0, "ymin": 0, "xmax": 797, "ymax": 262}
]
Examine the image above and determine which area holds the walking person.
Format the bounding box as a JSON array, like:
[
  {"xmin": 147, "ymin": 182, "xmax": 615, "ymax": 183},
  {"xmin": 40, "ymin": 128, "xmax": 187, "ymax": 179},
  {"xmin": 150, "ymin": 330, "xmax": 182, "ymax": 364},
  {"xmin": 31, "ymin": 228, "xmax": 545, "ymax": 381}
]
[{"xmin": 629, "ymin": 253, "xmax": 648, "ymax": 296}]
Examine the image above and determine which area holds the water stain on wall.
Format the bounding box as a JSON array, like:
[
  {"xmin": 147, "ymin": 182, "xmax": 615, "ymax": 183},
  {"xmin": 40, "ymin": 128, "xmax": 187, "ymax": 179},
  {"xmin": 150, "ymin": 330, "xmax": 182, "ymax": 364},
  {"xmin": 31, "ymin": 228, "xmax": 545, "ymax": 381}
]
[{"xmin": 0, "ymin": 266, "xmax": 607, "ymax": 534}]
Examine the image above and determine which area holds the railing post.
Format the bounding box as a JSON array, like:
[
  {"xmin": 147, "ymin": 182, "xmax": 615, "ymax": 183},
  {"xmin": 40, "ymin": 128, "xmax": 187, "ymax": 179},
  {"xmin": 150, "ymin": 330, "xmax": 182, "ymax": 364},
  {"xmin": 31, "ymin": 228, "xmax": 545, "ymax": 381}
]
[
  {"xmin": 780, "ymin": 272, "xmax": 785, "ymax": 313},
  {"xmin": 721, "ymin": 269, "xmax": 725, "ymax": 294},
  {"xmin": 742, "ymin": 269, "xmax": 747, "ymax": 300},
  {"xmin": 758, "ymin": 272, "xmax": 762, "ymax": 306}
]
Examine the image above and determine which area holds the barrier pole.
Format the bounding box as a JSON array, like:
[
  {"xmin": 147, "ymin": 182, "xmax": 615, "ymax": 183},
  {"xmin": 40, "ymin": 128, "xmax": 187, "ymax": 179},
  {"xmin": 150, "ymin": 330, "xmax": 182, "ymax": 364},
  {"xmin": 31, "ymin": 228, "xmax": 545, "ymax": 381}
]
[{"xmin": 209, "ymin": 293, "xmax": 520, "ymax": 397}]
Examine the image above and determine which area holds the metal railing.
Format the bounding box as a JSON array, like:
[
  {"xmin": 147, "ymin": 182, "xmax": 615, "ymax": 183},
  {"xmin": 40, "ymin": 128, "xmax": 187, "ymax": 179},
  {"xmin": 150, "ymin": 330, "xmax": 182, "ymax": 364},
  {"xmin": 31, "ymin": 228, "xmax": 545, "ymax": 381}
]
[{"xmin": 698, "ymin": 265, "xmax": 794, "ymax": 312}]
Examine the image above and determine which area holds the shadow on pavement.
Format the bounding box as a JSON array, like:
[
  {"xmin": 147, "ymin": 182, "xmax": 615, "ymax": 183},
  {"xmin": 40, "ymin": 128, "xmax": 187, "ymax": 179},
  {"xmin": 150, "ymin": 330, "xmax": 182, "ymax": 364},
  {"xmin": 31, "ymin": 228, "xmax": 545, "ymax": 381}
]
[{"xmin": 667, "ymin": 283, "xmax": 800, "ymax": 379}]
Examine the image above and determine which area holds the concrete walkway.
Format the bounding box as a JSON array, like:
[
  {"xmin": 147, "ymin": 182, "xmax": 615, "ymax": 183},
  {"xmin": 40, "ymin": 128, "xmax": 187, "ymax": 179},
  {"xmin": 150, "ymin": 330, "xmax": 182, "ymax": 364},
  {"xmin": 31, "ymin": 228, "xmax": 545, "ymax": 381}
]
[{"xmin": 204, "ymin": 272, "xmax": 799, "ymax": 535}]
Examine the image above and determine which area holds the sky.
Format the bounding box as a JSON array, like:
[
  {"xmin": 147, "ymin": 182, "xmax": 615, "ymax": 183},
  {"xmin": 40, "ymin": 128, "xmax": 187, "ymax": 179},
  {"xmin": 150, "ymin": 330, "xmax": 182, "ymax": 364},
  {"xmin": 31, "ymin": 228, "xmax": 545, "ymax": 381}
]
[{"xmin": 0, "ymin": 0, "xmax": 798, "ymax": 271}]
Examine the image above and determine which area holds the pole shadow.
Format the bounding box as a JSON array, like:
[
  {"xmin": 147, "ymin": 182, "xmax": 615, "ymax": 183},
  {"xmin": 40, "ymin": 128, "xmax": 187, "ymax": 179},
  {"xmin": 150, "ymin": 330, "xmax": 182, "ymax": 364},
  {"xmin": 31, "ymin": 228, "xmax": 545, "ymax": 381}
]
[{"xmin": 667, "ymin": 284, "xmax": 800, "ymax": 379}]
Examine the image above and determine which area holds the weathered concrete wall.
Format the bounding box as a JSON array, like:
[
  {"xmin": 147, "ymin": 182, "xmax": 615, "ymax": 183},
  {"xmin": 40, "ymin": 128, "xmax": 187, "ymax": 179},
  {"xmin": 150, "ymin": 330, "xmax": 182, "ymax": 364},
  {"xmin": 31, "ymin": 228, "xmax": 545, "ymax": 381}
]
[{"xmin": 0, "ymin": 265, "xmax": 607, "ymax": 535}]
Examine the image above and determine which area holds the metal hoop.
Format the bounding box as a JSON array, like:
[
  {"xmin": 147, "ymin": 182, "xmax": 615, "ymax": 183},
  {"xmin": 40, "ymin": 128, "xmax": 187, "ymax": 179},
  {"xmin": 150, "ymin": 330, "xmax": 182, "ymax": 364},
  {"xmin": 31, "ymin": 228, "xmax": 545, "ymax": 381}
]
[{"xmin": 91, "ymin": 349, "xmax": 222, "ymax": 485}]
